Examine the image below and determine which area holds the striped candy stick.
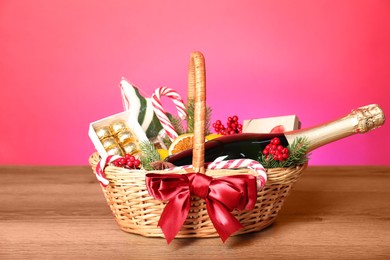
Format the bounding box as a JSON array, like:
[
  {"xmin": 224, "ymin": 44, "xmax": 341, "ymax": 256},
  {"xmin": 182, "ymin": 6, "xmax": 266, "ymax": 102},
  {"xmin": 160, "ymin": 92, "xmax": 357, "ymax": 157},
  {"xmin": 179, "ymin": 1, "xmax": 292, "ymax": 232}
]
[
  {"xmin": 95, "ymin": 155, "xmax": 122, "ymax": 187},
  {"xmin": 151, "ymin": 87, "xmax": 187, "ymax": 141},
  {"xmin": 168, "ymin": 158, "xmax": 267, "ymax": 191},
  {"xmin": 207, "ymin": 158, "xmax": 267, "ymax": 190}
]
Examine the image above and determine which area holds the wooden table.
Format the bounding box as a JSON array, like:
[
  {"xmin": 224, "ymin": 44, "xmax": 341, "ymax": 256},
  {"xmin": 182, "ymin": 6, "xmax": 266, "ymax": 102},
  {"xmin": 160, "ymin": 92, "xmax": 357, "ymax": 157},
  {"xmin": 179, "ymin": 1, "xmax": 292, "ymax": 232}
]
[{"xmin": 1, "ymin": 166, "xmax": 389, "ymax": 259}]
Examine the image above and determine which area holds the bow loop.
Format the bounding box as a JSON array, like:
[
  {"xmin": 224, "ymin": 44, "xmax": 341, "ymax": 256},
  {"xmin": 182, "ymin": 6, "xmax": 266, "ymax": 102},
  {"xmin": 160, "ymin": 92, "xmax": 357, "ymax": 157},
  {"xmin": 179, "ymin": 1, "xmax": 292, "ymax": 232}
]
[
  {"xmin": 146, "ymin": 173, "xmax": 189, "ymax": 201},
  {"xmin": 209, "ymin": 175, "xmax": 258, "ymax": 211}
]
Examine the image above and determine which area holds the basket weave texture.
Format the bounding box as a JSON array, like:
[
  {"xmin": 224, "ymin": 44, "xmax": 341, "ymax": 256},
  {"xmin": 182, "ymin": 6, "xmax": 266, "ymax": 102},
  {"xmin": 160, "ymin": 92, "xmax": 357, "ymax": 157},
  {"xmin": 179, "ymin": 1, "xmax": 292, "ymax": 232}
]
[{"xmin": 89, "ymin": 52, "xmax": 307, "ymax": 239}]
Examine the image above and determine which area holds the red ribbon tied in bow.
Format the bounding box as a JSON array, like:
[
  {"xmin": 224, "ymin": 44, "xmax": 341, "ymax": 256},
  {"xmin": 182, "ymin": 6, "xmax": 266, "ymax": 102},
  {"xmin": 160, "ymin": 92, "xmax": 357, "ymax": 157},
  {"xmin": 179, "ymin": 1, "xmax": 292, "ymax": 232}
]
[{"xmin": 145, "ymin": 172, "xmax": 258, "ymax": 243}]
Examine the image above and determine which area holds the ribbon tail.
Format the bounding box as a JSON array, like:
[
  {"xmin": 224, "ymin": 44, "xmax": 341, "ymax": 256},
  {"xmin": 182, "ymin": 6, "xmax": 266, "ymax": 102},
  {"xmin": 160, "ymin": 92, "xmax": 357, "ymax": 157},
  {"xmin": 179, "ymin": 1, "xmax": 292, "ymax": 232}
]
[
  {"xmin": 206, "ymin": 199, "xmax": 243, "ymax": 243},
  {"xmin": 158, "ymin": 195, "xmax": 191, "ymax": 244}
]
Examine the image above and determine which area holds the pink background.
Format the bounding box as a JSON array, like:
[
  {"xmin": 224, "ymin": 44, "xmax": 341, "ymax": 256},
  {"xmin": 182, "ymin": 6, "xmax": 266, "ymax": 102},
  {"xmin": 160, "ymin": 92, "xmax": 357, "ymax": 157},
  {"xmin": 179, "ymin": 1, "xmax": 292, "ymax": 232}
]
[{"xmin": 1, "ymin": 0, "xmax": 389, "ymax": 166}]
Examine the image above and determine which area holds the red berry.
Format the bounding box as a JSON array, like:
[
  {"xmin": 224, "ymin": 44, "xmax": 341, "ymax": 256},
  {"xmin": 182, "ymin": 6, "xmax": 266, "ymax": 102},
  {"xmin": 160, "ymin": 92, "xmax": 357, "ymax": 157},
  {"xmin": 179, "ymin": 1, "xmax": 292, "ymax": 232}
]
[
  {"xmin": 112, "ymin": 155, "xmax": 142, "ymax": 170},
  {"xmin": 261, "ymin": 137, "xmax": 291, "ymax": 162},
  {"xmin": 213, "ymin": 115, "xmax": 242, "ymax": 136},
  {"xmin": 272, "ymin": 138, "xmax": 280, "ymax": 145},
  {"xmin": 134, "ymin": 160, "xmax": 141, "ymax": 167}
]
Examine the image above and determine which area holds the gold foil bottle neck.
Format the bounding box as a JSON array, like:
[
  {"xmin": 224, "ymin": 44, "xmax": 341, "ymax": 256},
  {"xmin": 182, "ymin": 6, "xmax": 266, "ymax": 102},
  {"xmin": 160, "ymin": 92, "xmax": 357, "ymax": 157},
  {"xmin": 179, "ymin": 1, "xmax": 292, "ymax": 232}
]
[
  {"xmin": 350, "ymin": 104, "xmax": 385, "ymax": 133},
  {"xmin": 285, "ymin": 103, "xmax": 386, "ymax": 152}
]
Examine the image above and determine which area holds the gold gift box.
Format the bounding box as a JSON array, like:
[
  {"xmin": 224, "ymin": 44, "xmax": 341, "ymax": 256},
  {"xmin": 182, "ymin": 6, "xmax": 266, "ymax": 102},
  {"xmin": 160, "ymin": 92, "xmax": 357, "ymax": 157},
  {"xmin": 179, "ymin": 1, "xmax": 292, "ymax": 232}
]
[{"xmin": 89, "ymin": 111, "xmax": 147, "ymax": 157}]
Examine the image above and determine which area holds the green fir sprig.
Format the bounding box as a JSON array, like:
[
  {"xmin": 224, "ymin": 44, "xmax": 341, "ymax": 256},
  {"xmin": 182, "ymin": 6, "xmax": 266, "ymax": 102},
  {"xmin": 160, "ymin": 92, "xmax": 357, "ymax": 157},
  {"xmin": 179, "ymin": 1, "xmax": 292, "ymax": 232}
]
[
  {"xmin": 258, "ymin": 137, "xmax": 310, "ymax": 168},
  {"xmin": 186, "ymin": 98, "xmax": 212, "ymax": 135},
  {"xmin": 167, "ymin": 113, "xmax": 185, "ymax": 135},
  {"xmin": 139, "ymin": 140, "xmax": 161, "ymax": 171}
]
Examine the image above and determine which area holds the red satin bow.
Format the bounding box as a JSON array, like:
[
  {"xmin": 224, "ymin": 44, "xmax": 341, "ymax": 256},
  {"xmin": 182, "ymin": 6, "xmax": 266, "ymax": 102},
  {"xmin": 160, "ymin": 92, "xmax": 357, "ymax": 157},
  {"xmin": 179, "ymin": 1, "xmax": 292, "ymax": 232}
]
[{"xmin": 145, "ymin": 172, "xmax": 258, "ymax": 243}]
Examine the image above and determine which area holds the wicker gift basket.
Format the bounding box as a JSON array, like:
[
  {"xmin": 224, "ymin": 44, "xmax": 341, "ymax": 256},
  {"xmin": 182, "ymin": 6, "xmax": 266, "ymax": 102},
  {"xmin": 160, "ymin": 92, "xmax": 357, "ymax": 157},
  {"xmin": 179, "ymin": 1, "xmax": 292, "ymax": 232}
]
[{"xmin": 89, "ymin": 52, "xmax": 307, "ymax": 241}]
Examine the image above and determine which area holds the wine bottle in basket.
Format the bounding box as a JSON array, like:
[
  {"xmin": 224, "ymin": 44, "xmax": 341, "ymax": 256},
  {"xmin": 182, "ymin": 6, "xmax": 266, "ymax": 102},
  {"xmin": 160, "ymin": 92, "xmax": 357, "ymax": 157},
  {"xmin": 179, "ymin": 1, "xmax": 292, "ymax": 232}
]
[{"xmin": 167, "ymin": 104, "xmax": 385, "ymax": 166}]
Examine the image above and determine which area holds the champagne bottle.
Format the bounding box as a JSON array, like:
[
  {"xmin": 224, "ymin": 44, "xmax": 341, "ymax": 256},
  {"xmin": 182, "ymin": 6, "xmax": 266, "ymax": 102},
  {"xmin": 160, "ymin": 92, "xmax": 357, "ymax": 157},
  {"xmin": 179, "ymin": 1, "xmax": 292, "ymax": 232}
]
[{"xmin": 167, "ymin": 104, "xmax": 385, "ymax": 166}]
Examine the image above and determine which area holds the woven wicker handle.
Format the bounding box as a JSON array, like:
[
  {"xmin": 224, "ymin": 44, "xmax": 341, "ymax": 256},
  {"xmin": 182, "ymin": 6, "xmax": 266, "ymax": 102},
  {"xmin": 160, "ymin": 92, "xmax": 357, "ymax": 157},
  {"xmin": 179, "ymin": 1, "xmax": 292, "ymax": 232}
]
[{"xmin": 187, "ymin": 52, "xmax": 206, "ymax": 174}]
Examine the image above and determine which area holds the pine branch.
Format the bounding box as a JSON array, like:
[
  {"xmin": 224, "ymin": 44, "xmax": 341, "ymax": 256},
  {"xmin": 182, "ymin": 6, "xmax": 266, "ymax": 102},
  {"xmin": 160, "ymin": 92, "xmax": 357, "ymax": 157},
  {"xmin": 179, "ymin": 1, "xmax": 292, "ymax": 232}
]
[
  {"xmin": 139, "ymin": 140, "xmax": 161, "ymax": 171},
  {"xmin": 281, "ymin": 137, "xmax": 310, "ymax": 167},
  {"xmin": 186, "ymin": 99, "xmax": 195, "ymax": 133},
  {"xmin": 167, "ymin": 113, "xmax": 185, "ymax": 135},
  {"xmin": 186, "ymin": 98, "xmax": 213, "ymax": 134},
  {"xmin": 205, "ymin": 105, "xmax": 213, "ymax": 135},
  {"xmin": 258, "ymin": 137, "xmax": 310, "ymax": 168}
]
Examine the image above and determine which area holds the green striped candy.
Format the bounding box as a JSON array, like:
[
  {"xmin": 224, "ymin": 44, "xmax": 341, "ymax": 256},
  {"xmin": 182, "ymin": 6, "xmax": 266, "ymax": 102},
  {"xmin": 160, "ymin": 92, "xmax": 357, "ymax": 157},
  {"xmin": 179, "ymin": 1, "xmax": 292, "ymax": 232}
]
[{"xmin": 120, "ymin": 79, "xmax": 163, "ymax": 138}]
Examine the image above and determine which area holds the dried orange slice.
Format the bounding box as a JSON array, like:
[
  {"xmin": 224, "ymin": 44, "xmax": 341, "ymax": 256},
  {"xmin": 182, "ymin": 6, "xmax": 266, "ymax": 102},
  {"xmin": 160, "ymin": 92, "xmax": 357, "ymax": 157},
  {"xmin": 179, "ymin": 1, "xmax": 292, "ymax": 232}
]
[{"xmin": 168, "ymin": 133, "xmax": 194, "ymax": 155}]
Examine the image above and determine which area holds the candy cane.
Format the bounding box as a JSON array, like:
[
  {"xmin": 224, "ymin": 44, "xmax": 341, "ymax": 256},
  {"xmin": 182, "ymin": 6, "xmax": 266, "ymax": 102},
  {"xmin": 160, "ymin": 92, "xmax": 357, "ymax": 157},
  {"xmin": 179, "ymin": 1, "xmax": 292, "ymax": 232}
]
[
  {"xmin": 151, "ymin": 87, "xmax": 187, "ymax": 141},
  {"xmin": 95, "ymin": 155, "xmax": 122, "ymax": 187},
  {"xmin": 167, "ymin": 158, "xmax": 267, "ymax": 191},
  {"xmin": 207, "ymin": 159, "xmax": 267, "ymax": 191}
]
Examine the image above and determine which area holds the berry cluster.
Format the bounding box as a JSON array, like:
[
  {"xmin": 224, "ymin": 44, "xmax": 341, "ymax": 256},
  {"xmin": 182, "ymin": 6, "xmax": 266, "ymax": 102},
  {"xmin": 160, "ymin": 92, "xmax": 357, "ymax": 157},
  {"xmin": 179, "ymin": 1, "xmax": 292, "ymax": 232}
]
[
  {"xmin": 112, "ymin": 154, "xmax": 141, "ymax": 169},
  {"xmin": 212, "ymin": 115, "xmax": 243, "ymax": 135},
  {"xmin": 262, "ymin": 137, "xmax": 289, "ymax": 161}
]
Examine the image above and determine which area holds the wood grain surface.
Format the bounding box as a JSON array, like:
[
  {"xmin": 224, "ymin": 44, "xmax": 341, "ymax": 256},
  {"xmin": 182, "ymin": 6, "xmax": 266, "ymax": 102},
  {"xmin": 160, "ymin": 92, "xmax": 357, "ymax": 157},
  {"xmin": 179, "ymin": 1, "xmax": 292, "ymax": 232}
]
[{"xmin": 1, "ymin": 166, "xmax": 389, "ymax": 259}]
